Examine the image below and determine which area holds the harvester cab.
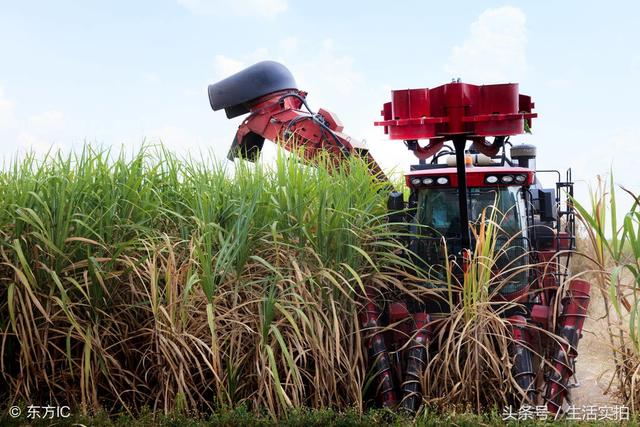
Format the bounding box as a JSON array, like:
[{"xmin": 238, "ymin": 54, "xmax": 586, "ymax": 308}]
[
  {"xmin": 208, "ymin": 61, "xmax": 590, "ymax": 416},
  {"xmin": 403, "ymin": 163, "xmax": 534, "ymax": 294}
]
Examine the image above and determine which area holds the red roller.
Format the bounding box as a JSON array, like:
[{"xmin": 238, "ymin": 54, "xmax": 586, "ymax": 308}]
[{"xmin": 545, "ymin": 279, "xmax": 591, "ymax": 414}]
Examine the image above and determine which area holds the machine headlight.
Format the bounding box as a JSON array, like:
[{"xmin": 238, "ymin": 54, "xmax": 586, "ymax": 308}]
[
  {"xmin": 501, "ymin": 175, "xmax": 514, "ymax": 183},
  {"xmin": 422, "ymin": 177, "xmax": 434, "ymax": 185},
  {"xmin": 436, "ymin": 177, "xmax": 449, "ymax": 185},
  {"xmin": 411, "ymin": 178, "xmax": 421, "ymax": 186},
  {"xmin": 485, "ymin": 175, "xmax": 498, "ymax": 184},
  {"xmin": 515, "ymin": 174, "xmax": 527, "ymax": 183}
]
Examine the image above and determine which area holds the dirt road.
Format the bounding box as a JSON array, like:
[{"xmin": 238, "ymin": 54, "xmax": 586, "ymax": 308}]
[{"xmin": 570, "ymin": 291, "xmax": 620, "ymax": 407}]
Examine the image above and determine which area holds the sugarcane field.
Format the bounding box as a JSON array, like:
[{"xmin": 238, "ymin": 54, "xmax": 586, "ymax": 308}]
[{"xmin": 1, "ymin": 2, "xmax": 639, "ymax": 426}]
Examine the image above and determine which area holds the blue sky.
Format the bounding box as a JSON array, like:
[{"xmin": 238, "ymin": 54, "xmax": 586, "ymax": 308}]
[{"xmin": 0, "ymin": 0, "xmax": 638, "ymax": 210}]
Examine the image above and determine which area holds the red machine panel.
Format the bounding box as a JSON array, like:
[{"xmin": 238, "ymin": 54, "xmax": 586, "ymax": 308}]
[{"xmin": 375, "ymin": 82, "xmax": 536, "ymax": 139}]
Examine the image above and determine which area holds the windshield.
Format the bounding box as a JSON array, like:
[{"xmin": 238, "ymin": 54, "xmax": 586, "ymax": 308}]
[
  {"xmin": 412, "ymin": 186, "xmax": 529, "ymax": 295},
  {"xmin": 417, "ymin": 186, "xmax": 526, "ymax": 237}
]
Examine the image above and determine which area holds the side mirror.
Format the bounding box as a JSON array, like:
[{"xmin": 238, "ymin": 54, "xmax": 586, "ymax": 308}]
[
  {"xmin": 387, "ymin": 191, "xmax": 405, "ymax": 223},
  {"xmin": 538, "ymin": 188, "xmax": 556, "ymax": 222}
]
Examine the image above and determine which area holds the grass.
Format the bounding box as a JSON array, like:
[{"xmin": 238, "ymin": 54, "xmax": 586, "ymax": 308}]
[
  {"xmin": 0, "ymin": 145, "xmax": 408, "ymax": 417},
  {"xmin": 572, "ymin": 173, "xmax": 640, "ymax": 410},
  {"xmin": 0, "ymin": 143, "xmax": 581, "ymax": 420},
  {"xmin": 0, "ymin": 406, "xmax": 633, "ymax": 426}
]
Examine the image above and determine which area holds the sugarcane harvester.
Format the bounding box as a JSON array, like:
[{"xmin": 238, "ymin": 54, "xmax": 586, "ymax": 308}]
[{"xmin": 207, "ymin": 61, "xmax": 591, "ymax": 415}]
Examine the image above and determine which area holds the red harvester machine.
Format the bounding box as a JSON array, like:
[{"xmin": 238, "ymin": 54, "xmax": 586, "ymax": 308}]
[{"xmin": 208, "ymin": 61, "xmax": 591, "ymax": 415}]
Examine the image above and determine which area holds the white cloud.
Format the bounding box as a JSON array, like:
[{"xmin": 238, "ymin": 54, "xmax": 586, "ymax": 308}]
[
  {"xmin": 211, "ymin": 37, "xmax": 362, "ymax": 104},
  {"xmin": 445, "ymin": 6, "xmax": 527, "ymax": 83},
  {"xmin": 145, "ymin": 125, "xmax": 203, "ymax": 150},
  {"xmin": 178, "ymin": 0, "xmax": 287, "ymax": 18},
  {"xmin": 208, "ymin": 38, "xmax": 360, "ymax": 114},
  {"xmin": 0, "ymin": 98, "xmax": 69, "ymax": 159},
  {"xmin": 142, "ymin": 72, "xmax": 161, "ymax": 85},
  {"xmin": 278, "ymin": 37, "xmax": 299, "ymax": 55},
  {"xmin": 29, "ymin": 110, "xmax": 65, "ymax": 129},
  {"xmin": 248, "ymin": 47, "xmax": 269, "ymax": 62},
  {"xmin": 569, "ymin": 130, "xmax": 639, "ymax": 179},
  {"xmin": 0, "ymin": 86, "xmax": 16, "ymax": 128},
  {"xmin": 565, "ymin": 128, "xmax": 640, "ymax": 222},
  {"xmin": 17, "ymin": 131, "xmax": 38, "ymax": 147},
  {"xmin": 129, "ymin": 125, "xmax": 231, "ymax": 160},
  {"xmin": 16, "ymin": 131, "xmax": 66, "ymax": 156},
  {"xmin": 214, "ymin": 54, "xmax": 246, "ymax": 78},
  {"xmin": 291, "ymin": 38, "xmax": 362, "ymax": 99},
  {"xmin": 213, "ymin": 49, "xmax": 272, "ymax": 80}
]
